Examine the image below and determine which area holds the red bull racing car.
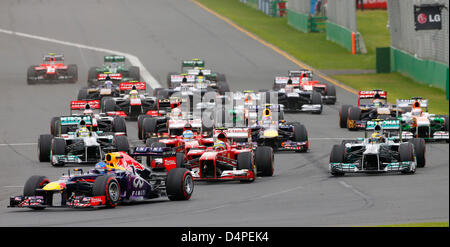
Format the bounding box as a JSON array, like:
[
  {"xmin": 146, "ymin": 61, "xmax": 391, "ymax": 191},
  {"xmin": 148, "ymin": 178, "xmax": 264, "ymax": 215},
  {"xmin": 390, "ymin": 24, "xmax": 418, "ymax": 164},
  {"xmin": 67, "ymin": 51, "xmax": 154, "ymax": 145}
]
[{"xmin": 9, "ymin": 151, "xmax": 193, "ymax": 209}]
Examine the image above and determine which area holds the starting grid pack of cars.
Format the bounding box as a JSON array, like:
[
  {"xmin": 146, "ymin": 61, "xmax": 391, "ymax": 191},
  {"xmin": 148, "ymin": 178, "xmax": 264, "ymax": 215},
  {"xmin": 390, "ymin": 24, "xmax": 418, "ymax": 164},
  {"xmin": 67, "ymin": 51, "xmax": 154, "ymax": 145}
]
[{"xmin": 9, "ymin": 53, "xmax": 449, "ymax": 210}]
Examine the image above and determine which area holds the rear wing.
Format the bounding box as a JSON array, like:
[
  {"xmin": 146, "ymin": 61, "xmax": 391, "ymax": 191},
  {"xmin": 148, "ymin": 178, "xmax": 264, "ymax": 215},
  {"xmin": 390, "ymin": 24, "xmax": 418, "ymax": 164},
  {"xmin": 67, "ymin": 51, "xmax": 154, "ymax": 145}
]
[
  {"xmin": 274, "ymin": 76, "xmax": 300, "ymax": 85},
  {"xmin": 170, "ymin": 74, "xmax": 196, "ymax": 83},
  {"xmin": 97, "ymin": 73, "xmax": 122, "ymax": 81},
  {"xmin": 182, "ymin": 59, "xmax": 205, "ymax": 69},
  {"xmin": 119, "ymin": 82, "xmax": 146, "ymax": 92},
  {"xmin": 186, "ymin": 69, "xmax": 211, "ymax": 76},
  {"xmin": 104, "ymin": 55, "xmax": 125, "ymax": 63},
  {"xmin": 288, "ymin": 70, "xmax": 312, "ymax": 78},
  {"xmin": 358, "ymin": 90, "xmax": 387, "ymax": 99},
  {"xmin": 396, "ymin": 98, "xmax": 428, "ymax": 113},
  {"xmin": 70, "ymin": 100, "xmax": 100, "ymax": 113},
  {"xmin": 59, "ymin": 115, "xmax": 93, "ymax": 126},
  {"xmin": 366, "ymin": 119, "xmax": 401, "ymax": 131}
]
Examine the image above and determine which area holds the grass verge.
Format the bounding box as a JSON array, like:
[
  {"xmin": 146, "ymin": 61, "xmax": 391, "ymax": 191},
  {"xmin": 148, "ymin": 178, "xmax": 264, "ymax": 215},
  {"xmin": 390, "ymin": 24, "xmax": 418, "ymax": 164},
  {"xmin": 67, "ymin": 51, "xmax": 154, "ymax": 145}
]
[
  {"xmin": 195, "ymin": 0, "xmax": 448, "ymax": 114},
  {"xmin": 371, "ymin": 222, "xmax": 449, "ymax": 227}
]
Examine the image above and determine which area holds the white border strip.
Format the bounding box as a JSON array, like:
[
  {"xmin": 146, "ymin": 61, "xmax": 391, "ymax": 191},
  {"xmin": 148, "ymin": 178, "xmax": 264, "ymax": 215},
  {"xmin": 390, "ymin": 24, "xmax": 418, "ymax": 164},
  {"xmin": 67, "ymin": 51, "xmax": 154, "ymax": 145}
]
[{"xmin": 0, "ymin": 28, "xmax": 162, "ymax": 88}]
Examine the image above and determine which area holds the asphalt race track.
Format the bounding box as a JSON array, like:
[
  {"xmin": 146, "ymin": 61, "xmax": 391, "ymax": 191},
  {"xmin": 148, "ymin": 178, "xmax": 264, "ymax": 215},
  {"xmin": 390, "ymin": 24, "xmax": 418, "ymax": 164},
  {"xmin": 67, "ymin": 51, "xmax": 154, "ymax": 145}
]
[{"xmin": 0, "ymin": 0, "xmax": 448, "ymax": 227}]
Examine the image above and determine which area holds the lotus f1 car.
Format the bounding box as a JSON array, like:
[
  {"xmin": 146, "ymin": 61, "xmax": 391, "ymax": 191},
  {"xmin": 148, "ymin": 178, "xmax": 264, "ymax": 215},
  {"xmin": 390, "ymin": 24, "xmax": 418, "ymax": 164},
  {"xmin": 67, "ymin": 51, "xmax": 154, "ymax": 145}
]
[
  {"xmin": 396, "ymin": 97, "xmax": 449, "ymax": 142},
  {"xmin": 9, "ymin": 151, "xmax": 193, "ymax": 209},
  {"xmin": 38, "ymin": 117, "xmax": 129, "ymax": 166},
  {"xmin": 88, "ymin": 55, "xmax": 140, "ymax": 86},
  {"xmin": 27, "ymin": 53, "xmax": 78, "ymax": 84},
  {"xmin": 329, "ymin": 119, "xmax": 425, "ymax": 176},
  {"xmin": 273, "ymin": 70, "xmax": 336, "ymax": 104},
  {"xmin": 339, "ymin": 90, "xmax": 399, "ymax": 130}
]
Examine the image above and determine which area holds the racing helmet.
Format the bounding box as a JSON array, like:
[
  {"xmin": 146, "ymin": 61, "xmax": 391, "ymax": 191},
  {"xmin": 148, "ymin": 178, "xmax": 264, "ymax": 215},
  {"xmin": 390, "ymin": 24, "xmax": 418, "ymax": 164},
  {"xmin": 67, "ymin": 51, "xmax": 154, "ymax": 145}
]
[
  {"xmin": 197, "ymin": 76, "xmax": 205, "ymax": 84},
  {"xmin": 104, "ymin": 80, "xmax": 113, "ymax": 88},
  {"xmin": 213, "ymin": 141, "xmax": 226, "ymax": 151},
  {"xmin": 171, "ymin": 107, "xmax": 182, "ymax": 118},
  {"xmin": 373, "ymin": 99, "xmax": 383, "ymax": 108},
  {"xmin": 77, "ymin": 126, "xmax": 90, "ymax": 138},
  {"xmin": 369, "ymin": 132, "xmax": 384, "ymax": 144},
  {"xmin": 94, "ymin": 161, "xmax": 108, "ymax": 174},
  {"xmin": 183, "ymin": 130, "xmax": 194, "ymax": 140}
]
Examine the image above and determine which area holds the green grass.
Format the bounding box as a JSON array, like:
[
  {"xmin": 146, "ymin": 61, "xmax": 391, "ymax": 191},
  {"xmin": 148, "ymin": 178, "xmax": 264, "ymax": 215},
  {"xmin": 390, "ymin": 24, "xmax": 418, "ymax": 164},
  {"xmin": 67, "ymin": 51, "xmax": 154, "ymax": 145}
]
[
  {"xmin": 332, "ymin": 73, "xmax": 449, "ymax": 114},
  {"xmin": 196, "ymin": 0, "xmax": 373, "ymax": 70},
  {"xmin": 371, "ymin": 222, "xmax": 449, "ymax": 227},
  {"xmin": 196, "ymin": 0, "xmax": 448, "ymax": 114}
]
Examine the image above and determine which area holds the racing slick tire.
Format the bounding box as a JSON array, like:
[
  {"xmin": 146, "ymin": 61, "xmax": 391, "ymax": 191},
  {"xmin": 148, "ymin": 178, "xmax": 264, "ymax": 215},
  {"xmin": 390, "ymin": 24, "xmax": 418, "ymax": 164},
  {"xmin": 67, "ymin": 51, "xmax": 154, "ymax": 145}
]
[
  {"xmin": 23, "ymin": 175, "xmax": 50, "ymax": 196},
  {"xmin": 237, "ymin": 152, "xmax": 255, "ymax": 183},
  {"xmin": 330, "ymin": 144, "xmax": 346, "ymax": 176},
  {"xmin": 67, "ymin": 64, "xmax": 78, "ymax": 83},
  {"xmin": 255, "ymin": 146, "xmax": 274, "ymax": 177},
  {"xmin": 325, "ymin": 84, "xmax": 336, "ymax": 104},
  {"xmin": 77, "ymin": 87, "xmax": 88, "ymax": 100},
  {"xmin": 51, "ymin": 138, "xmax": 66, "ymax": 167},
  {"xmin": 38, "ymin": 134, "xmax": 53, "ymax": 162},
  {"xmin": 339, "ymin": 105, "xmax": 351, "ymax": 128},
  {"xmin": 27, "ymin": 65, "xmax": 38, "ymax": 85},
  {"xmin": 142, "ymin": 117, "xmax": 158, "ymax": 139},
  {"xmin": 347, "ymin": 106, "xmax": 361, "ymax": 130},
  {"xmin": 137, "ymin": 115, "xmax": 152, "ymax": 140},
  {"xmin": 399, "ymin": 142, "xmax": 416, "ymax": 174},
  {"xmin": 176, "ymin": 152, "xmax": 187, "ymax": 168},
  {"xmin": 292, "ymin": 122, "xmax": 308, "ymax": 152},
  {"xmin": 166, "ymin": 168, "xmax": 194, "ymax": 201},
  {"xmin": 114, "ymin": 135, "xmax": 129, "ymax": 152},
  {"xmin": 112, "ymin": 116, "xmax": 127, "ymax": 134},
  {"xmin": 92, "ymin": 174, "xmax": 120, "ymax": 208},
  {"xmin": 87, "ymin": 67, "xmax": 98, "ymax": 86},
  {"xmin": 311, "ymin": 92, "xmax": 322, "ymax": 114},
  {"xmin": 50, "ymin": 117, "xmax": 60, "ymax": 136},
  {"xmin": 102, "ymin": 98, "xmax": 117, "ymax": 113},
  {"xmin": 408, "ymin": 138, "xmax": 426, "ymax": 168},
  {"xmin": 23, "ymin": 175, "xmax": 50, "ymax": 209}
]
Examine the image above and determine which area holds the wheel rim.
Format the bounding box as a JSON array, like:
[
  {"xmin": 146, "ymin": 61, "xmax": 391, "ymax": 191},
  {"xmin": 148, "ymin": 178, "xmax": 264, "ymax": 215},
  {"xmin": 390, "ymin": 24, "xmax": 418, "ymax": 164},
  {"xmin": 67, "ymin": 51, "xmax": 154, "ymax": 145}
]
[
  {"xmin": 184, "ymin": 174, "xmax": 193, "ymax": 195},
  {"xmin": 108, "ymin": 182, "xmax": 120, "ymax": 202}
]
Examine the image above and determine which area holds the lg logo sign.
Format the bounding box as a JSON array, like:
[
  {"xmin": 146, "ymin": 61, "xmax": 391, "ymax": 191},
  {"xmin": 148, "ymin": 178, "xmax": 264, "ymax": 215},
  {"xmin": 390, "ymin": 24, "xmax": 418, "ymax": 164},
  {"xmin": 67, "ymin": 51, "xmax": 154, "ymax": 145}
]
[{"xmin": 414, "ymin": 5, "xmax": 443, "ymax": 30}]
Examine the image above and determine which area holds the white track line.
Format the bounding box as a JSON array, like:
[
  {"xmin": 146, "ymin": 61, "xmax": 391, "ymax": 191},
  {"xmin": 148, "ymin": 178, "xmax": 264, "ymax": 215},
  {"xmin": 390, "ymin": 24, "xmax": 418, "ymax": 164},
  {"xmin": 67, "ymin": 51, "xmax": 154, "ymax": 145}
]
[
  {"xmin": 0, "ymin": 143, "xmax": 36, "ymax": 147},
  {"xmin": 0, "ymin": 28, "xmax": 162, "ymax": 88}
]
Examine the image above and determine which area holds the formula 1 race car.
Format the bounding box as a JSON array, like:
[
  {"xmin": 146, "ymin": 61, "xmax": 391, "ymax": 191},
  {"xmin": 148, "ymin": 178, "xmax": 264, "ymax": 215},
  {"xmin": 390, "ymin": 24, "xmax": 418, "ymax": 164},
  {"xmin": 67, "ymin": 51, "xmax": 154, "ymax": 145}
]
[
  {"xmin": 176, "ymin": 128, "xmax": 274, "ymax": 182},
  {"xmin": 250, "ymin": 106, "xmax": 308, "ymax": 152},
  {"xmin": 273, "ymin": 70, "xmax": 336, "ymax": 104},
  {"xmin": 49, "ymin": 100, "xmax": 127, "ymax": 136},
  {"xmin": 396, "ymin": 97, "xmax": 449, "ymax": 142},
  {"xmin": 101, "ymin": 82, "xmax": 159, "ymax": 120},
  {"xmin": 269, "ymin": 76, "xmax": 323, "ymax": 114},
  {"xmin": 166, "ymin": 59, "xmax": 230, "ymax": 94},
  {"xmin": 9, "ymin": 151, "xmax": 193, "ymax": 209},
  {"xmin": 88, "ymin": 55, "xmax": 140, "ymax": 86},
  {"xmin": 139, "ymin": 106, "xmax": 208, "ymax": 141},
  {"xmin": 27, "ymin": 53, "xmax": 78, "ymax": 84},
  {"xmin": 77, "ymin": 77, "xmax": 122, "ymax": 101},
  {"xmin": 38, "ymin": 118, "xmax": 129, "ymax": 166},
  {"xmin": 329, "ymin": 119, "xmax": 425, "ymax": 176},
  {"xmin": 339, "ymin": 90, "xmax": 398, "ymax": 130}
]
